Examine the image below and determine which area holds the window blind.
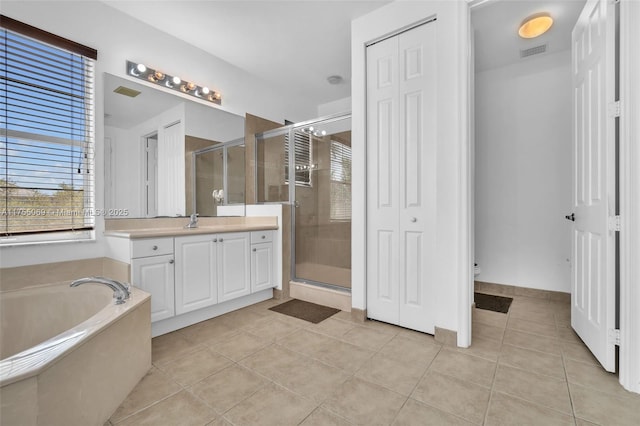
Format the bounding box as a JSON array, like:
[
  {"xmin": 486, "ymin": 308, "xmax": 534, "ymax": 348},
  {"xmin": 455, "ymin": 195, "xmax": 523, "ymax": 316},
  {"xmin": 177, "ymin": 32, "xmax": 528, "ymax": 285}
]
[
  {"xmin": 284, "ymin": 130, "xmax": 312, "ymax": 186},
  {"xmin": 1, "ymin": 25, "xmax": 95, "ymax": 237},
  {"xmin": 330, "ymin": 140, "xmax": 351, "ymax": 220}
]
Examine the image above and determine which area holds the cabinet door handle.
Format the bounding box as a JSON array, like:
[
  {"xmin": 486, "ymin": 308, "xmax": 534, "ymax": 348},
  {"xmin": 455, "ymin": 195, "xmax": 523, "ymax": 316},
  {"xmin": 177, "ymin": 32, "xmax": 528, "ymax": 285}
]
[
  {"xmin": 169, "ymin": 259, "xmax": 174, "ymax": 264},
  {"xmin": 253, "ymin": 248, "xmax": 257, "ymax": 252},
  {"xmin": 410, "ymin": 217, "xmax": 417, "ymax": 223},
  {"xmin": 219, "ymin": 238, "xmax": 224, "ymax": 242},
  {"xmin": 213, "ymin": 238, "xmax": 218, "ymax": 242},
  {"xmin": 152, "ymin": 245, "xmax": 158, "ymax": 250},
  {"xmin": 261, "ymin": 235, "xmax": 266, "ymax": 239}
]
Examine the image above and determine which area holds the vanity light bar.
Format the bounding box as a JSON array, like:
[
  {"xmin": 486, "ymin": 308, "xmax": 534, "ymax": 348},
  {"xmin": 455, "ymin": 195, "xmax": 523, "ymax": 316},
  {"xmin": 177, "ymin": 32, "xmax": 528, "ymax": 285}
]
[{"xmin": 126, "ymin": 60, "xmax": 222, "ymax": 105}]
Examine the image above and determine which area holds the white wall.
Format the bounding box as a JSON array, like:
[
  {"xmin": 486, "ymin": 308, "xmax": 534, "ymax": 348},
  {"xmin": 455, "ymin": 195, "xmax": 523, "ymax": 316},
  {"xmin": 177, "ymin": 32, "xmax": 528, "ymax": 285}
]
[
  {"xmin": 352, "ymin": 1, "xmax": 471, "ymax": 346},
  {"xmin": 474, "ymin": 50, "xmax": 572, "ymax": 293},
  {"xmin": 317, "ymin": 97, "xmax": 351, "ymax": 117},
  {"xmin": 184, "ymin": 102, "xmax": 245, "ymax": 143},
  {"xmin": 0, "ymin": 1, "xmax": 316, "ymax": 268}
]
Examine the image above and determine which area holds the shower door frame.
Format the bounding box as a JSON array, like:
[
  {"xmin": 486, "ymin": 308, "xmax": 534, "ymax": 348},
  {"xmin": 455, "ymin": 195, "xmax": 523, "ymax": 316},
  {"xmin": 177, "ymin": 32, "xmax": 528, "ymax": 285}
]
[
  {"xmin": 191, "ymin": 137, "xmax": 245, "ymax": 214},
  {"xmin": 255, "ymin": 112, "xmax": 352, "ymax": 293}
]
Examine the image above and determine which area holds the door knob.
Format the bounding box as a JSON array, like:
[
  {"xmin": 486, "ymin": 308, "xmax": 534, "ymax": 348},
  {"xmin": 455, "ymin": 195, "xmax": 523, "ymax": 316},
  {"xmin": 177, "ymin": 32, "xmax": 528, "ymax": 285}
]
[{"xmin": 565, "ymin": 213, "xmax": 575, "ymax": 222}]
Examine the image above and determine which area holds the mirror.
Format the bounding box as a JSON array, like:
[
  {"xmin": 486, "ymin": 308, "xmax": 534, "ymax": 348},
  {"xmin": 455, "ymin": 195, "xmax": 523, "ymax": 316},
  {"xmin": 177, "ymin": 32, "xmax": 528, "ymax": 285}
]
[{"xmin": 104, "ymin": 73, "xmax": 245, "ymax": 218}]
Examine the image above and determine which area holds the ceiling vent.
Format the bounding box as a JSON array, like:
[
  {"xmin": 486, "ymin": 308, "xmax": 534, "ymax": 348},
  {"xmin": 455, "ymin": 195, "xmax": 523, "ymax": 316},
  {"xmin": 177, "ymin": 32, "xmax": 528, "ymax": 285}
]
[
  {"xmin": 113, "ymin": 86, "xmax": 141, "ymax": 98},
  {"xmin": 520, "ymin": 44, "xmax": 547, "ymax": 58}
]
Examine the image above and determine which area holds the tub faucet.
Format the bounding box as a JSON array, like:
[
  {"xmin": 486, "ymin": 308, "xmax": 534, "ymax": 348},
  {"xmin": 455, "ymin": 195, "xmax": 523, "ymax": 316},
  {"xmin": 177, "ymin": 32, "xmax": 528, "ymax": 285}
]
[
  {"xmin": 185, "ymin": 213, "xmax": 199, "ymax": 229},
  {"xmin": 71, "ymin": 276, "xmax": 131, "ymax": 305}
]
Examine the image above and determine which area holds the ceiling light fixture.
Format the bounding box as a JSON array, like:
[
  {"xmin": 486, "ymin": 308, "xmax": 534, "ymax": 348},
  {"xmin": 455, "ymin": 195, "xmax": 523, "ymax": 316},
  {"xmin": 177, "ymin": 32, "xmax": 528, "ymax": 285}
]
[
  {"xmin": 126, "ymin": 60, "xmax": 221, "ymax": 105},
  {"xmin": 518, "ymin": 12, "xmax": 553, "ymax": 39}
]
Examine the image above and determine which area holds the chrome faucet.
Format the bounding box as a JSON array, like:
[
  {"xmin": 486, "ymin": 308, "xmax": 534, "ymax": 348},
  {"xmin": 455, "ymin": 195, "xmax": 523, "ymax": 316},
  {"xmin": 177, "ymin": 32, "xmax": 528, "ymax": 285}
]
[
  {"xmin": 185, "ymin": 213, "xmax": 199, "ymax": 228},
  {"xmin": 70, "ymin": 276, "xmax": 131, "ymax": 305}
]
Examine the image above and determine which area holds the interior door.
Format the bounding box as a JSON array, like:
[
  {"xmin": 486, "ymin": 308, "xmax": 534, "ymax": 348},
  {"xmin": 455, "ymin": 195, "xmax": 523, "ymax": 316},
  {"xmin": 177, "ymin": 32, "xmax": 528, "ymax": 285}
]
[{"xmin": 570, "ymin": 0, "xmax": 616, "ymax": 372}]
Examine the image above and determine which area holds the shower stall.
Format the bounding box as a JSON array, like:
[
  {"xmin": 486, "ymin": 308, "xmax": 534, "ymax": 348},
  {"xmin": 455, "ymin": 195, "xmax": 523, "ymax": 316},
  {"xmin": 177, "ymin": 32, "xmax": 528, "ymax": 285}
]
[
  {"xmin": 255, "ymin": 114, "xmax": 351, "ymax": 291},
  {"xmin": 191, "ymin": 138, "xmax": 245, "ymax": 216}
]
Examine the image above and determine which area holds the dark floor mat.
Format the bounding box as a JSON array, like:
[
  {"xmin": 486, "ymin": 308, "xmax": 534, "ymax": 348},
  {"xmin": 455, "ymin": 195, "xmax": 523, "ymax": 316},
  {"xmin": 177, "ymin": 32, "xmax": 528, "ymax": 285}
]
[
  {"xmin": 474, "ymin": 292, "xmax": 513, "ymax": 314},
  {"xmin": 269, "ymin": 299, "xmax": 340, "ymax": 324}
]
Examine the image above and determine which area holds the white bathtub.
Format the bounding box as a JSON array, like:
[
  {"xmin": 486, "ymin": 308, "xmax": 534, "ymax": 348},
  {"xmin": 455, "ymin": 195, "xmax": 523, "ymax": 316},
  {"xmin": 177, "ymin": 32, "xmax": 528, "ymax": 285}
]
[{"xmin": 0, "ymin": 281, "xmax": 151, "ymax": 425}]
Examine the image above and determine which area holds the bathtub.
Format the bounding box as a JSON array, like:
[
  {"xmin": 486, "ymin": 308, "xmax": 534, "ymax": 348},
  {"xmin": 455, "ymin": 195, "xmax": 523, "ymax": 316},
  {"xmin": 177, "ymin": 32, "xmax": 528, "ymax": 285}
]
[{"xmin": 0, "ymin": 281, "xmax": 151, "ymax": 426}]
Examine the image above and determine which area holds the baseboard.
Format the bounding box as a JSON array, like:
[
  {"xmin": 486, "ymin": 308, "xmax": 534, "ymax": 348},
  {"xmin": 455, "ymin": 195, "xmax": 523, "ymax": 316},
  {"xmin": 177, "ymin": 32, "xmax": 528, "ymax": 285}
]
[
  {"xmin": 350, "ymin": 308, "xmax": 367, "ymax": 322},
  {"xmin": 434, "ymin": 326, "xmax": 458, "ymax": 347},
  {"xmin": 474, "ymin": 281, "xmax": 570, "ymax": 303},
  {"xmin": 289, "ymin": 281, "xmax": 351, "ymax": 312}
]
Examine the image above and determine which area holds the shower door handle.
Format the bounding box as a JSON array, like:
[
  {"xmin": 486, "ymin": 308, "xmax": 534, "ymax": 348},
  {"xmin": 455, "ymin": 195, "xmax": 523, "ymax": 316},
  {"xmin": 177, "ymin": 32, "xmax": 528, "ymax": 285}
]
[{"xmin": 294, "ymin": 201, "xmax": 300, "ymax": 208}]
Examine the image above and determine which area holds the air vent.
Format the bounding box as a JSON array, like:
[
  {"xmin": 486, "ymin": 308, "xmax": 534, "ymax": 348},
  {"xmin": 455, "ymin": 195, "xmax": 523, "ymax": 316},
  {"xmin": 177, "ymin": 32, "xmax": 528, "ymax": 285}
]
[
  {"xmin": 520, "ymin": 44, "xmax": 547, "ymax": 58},
  {"xmin": 113, "ymin": 86, "xmax": 141, "ymax": 98}
]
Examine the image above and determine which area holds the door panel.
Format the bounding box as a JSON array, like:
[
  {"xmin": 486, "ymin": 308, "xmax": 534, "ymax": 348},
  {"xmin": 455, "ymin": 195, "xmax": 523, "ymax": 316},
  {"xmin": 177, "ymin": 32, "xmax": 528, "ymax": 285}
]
[
  {"xmin": 571, "ymin": 0, "xmax": 616, "ymax": 372},
  {"xmin": 132, "ymin": 255, "xmax": 174, "ymax": 322},
  {"xmin": 218, "ymin": 232, "xmax": 251, "ymax": 302},
  {"xmin": 175, "ymin": 235, "xmax": 217, "ymax": 315}
]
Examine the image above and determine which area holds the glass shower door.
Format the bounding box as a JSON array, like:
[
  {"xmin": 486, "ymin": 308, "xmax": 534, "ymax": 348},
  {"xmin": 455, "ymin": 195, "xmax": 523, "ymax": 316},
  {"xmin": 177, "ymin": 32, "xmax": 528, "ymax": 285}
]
[{"xmin": 292, "ymin": 116, "xmax": 352, "ymax": 290}]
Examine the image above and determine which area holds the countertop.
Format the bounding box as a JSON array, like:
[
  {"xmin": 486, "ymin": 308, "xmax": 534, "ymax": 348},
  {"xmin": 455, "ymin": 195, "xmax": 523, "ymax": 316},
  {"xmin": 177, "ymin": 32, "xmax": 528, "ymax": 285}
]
[{"xmin": 104, "ymin": 223, "xmax": 278, "ymax": 239}]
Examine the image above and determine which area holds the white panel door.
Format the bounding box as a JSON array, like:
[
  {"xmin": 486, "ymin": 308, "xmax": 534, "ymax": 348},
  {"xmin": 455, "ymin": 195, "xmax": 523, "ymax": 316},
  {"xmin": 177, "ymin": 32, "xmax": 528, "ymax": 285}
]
[
  {"xmin": 158, "ymin": 121, "xmax": 185, "ymax": 216},
  {"xmin": 571, "ymin": 0, "xmax": 616, "ymax": 372},
  {"xmin": 132, "ymin": 254, "xmax": 175, "ymax": 322},
  {"xmin": 397, "ymin": 23, "xmax": 437, "ymax": 333},
  {"xmin": 366, "ymin": 33, "xmax": 400, "ymax": 325},
  {"xmin": 218, "ymin": 232, "xmax": 251, "ymax": 302},
  {"xmin": 366, "ymin": 20, "xmax": 437, "ymax": 333},
  {"xmin": 175, "ymin": 234, "xmax": 217, "ymax": 315},
  {"xmin": 251, "ymin": 242, "xmax": 274, "ymax": 292}
]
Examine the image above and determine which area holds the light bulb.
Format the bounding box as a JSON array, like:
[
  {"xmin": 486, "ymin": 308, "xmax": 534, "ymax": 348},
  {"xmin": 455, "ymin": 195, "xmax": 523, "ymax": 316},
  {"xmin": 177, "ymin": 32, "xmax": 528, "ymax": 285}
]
[
  {"xmin": 172, "ymin": 76, "xmax": 181, "ymax": 85},
  {"xmin": 136, "ymin": 63, "xmax": 147, "ymax": 73},
  {"xmin": 202, "ymin": 87, "xmax": 210, "ymax": 95}
]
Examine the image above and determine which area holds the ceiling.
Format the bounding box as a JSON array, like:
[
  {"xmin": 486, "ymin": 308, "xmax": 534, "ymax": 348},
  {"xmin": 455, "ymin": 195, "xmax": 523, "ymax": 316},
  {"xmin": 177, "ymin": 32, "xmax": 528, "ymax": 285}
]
[
  {"xmin": 103, "ymin": 0, "xmax": 389, "ymax": 108},
  {"xmin": 472, "ymin": 0, "xmax": 586, "ymax": 72}
]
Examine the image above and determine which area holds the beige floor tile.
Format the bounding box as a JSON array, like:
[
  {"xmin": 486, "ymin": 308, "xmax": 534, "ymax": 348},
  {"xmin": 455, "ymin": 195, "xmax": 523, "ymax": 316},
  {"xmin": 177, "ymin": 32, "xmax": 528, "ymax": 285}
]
[
  {"xmin": 560, "ymin": 341, "xmax": 599, "ymax": 366},
  {"xmin": 359, "ymin": 318, "xmax": 402, "ymax": 335},
  {"xmin": 341, "ymin": 325, "xmax": 396, "ymax": 351},
  {"xmin": 178, "ymin": 320, "xmax": 237, "ymax": 345},
  {"xmin": 158, "ymin": 347, "xmax": 232, "ymax": 386},
  {"xmin": 209, "ymin": 330, "xmax": 270, "ymax": 361},
  {"xmin": 485, "ymin": 391, "xmax": 574, "ymax": 426},
  {"xmin": 378, "ymin": 334, "xmax": 441, "ymax": 367},
  {"xmin": 224, "ymin": 383, "xmax": 316, "ymax": 426},
  {"xmin": 564, "ymin": 358, "xmax": 638, "ymax": 399},
  {"xmin": 556, "ymin": 325, "xmax": 584, "ymax": 344},
  {"xmin": 429, "ymin": 349, "xmax": 496, "ymax": 388},
  {"xmin": 110, "ymin": 367, "xmax": 181, "ymax": 423},
  {"xmin": 499, "ymin": 344, "xmax": 565, "ymax": 379},
  {"xmin": 322, "ymin": 377, "xmax": 406, "ymax": 425},
  {"xmin": 506, "ymin": 317, "xmax": 558, "ymax": 338},
  {"xmin": 570, "ymin": 383, "xmax": 640, "ymax": 425},
  {"xmin": 278, "ymin": 328, "xmax": 333, "ymax": 354},
  {"xmin": 502, "ymin": 328, "xmax": 562, "ymax": 355},
  {"xmin": 473, "ymin": 308, "xmax": 508, "ymax": 329},
  {"xmin": 300, "ymin": 407, "xmax": 354, "ymax": 425},
  {"xmin": 412, "ymin": 371, "xmax": 490, "ymax": 424},
  {"xmin": 393, "ymin": 398, "xmax": 475, "ymax": 425},
  {"xmin": 215, "ymin": 308, "xmax": 267, "ymax": 329},
  {"xmin": 509, "ymin": 308, "xmax": 557, "ymax": 326},
  {"xmin": 456, "ymin": 336, "xmax": 502, "ymax": 362},
  {"xmin": 309, "ymin": 317, "xmax": 357, "ymax": 339},
  {"xmin": 242, "ymin": 316, "xmax": 300, "ymax": 341},
  {"xmin": 493, "ymin": 364, "xmax": 572, "ymax": 414},
  {"xmin": 115, "ymin": 390, "xmax": 216, "ymax": 426},
  {"xmin": 243, "ymin": 344, "xmax": 349, "ymax": 403},
  {"xmin": 240, "ymin": 344, "xmax": 302, "ymax": 379},
  {"xmin": 472, "ymin": 322, "xmax": 505, "ymax": 343},
  {"xmin": 151, "ymin": 331, "xmax": 202, "ymax": 366},
  {"xmin": 396, "ymin": 327, "xmax": 439, "ymax": 344},
  {"xmin": 574, "ymin": 419, "xmax": 599, "ymax": 426},
  {"xmin": 509, "ymin": 297, "xmax": 553, "ymax": 314},
  {"xmin": 332, "ymin": 310, "xmax": 356, "ymax": 322},
  {"xmin": 355, "ymin": 353, "xmax": 428, "ymax": 396},
  {"xmin": 206, "ymin": 417, "xmax": 234, "ymax": 426},
  {"xmin": 189, "ymin": 365, "xmax": 268, "ymax": 414}
]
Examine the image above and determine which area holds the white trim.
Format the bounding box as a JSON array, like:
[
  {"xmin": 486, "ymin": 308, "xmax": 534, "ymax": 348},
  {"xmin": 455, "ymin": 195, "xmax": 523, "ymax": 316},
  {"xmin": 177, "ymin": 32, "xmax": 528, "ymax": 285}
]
[{"xmin": 618, "ymin": 0, "xmax": 640, "ymax": 394}]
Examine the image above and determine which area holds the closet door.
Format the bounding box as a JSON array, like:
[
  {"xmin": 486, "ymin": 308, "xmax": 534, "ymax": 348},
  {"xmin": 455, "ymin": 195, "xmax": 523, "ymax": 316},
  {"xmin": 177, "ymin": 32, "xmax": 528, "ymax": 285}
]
[
  {"xmin": 366, "ymin": 20, "xmax": 437, "ymax": 333},
  {"xmin": 397, "ymin": 23, "xmax": 437, "ymax": 333},
  {"xmin": 366, "ymin": 34, "xmax": 400, "ymax": 325}
]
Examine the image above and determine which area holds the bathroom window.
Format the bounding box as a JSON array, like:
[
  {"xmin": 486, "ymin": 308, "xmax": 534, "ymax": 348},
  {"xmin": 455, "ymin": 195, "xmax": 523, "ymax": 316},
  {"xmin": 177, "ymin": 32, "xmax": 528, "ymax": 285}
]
[
  {"xmin": 330, "ymin": 140, "xmax": 351, "ymax": 221},
  {"xmin": 0, "ymin": 17, "xmax": 97, "ymax": 244},
  {"xmin": 284, "ymin": 131, "xmax": 312, "ymax": 187}
]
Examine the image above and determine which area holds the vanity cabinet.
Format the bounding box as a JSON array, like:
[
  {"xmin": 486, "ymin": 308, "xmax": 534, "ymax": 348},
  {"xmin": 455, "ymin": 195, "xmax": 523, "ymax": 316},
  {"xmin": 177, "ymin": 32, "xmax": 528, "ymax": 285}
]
[
  {"xmin": 251, "ymin": 231, "xmax": 274, "ymax": 292},
  {"xmin": 130, "ymin": 238, "xmax": 175, "ymax": 322},
  {"xmin": 217, "ymin": 232, "xmax": 251, "ymax": 303}
]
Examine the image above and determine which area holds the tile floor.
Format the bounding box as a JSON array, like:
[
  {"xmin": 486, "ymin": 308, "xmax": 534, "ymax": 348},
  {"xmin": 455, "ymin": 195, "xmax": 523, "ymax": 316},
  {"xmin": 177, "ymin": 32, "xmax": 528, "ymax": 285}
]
[{"xmin": 106, "ymin": 293, "xmax": 640, "ymax": 425}]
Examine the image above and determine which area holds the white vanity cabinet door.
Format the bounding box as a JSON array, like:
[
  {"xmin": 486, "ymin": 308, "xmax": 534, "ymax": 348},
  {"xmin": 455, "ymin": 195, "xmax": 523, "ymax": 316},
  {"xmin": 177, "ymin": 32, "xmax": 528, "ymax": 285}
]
[
  {"xmin": 132, "ymin": 254, "xmax": 175, "ymax": 322},
  {"xmin": 251, "ymin": 242, "xmax": 274, "ymax": 292},
  {"xmin": 174, "ymin": 234, "xmax": 218, "ymax": 315},
  {"xmin": 217, "ymin": 232, "xmax": 251, "ymax": 302}
]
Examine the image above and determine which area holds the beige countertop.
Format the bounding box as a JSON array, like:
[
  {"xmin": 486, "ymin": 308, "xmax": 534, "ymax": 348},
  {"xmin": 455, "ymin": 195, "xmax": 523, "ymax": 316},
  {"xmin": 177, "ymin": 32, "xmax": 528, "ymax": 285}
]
[{"xmin": 103, "ymin": 216, "xmax": 279, "ymax": 239}]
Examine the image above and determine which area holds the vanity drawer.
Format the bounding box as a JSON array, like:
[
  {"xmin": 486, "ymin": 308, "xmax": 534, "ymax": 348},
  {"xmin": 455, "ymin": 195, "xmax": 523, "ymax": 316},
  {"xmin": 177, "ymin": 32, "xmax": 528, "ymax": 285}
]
[
  {"xmin": 131, "ymin": 238, "xmax": 174, "ymax": 258},
  {"xmin": 251, "ymin": 230, "xmax": 273, "ymax": 244}
]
